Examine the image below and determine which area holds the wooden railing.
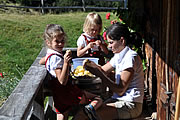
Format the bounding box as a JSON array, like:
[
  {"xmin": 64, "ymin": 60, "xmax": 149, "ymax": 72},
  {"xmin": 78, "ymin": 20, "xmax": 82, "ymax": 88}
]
[
  {"xmin": 0, "ymin": 47, "xmax": 113, "ymax": 120},
  {"xmin": 0, "ymin": 47, "xmax": 48, "ymax": 120},
  {"xmin": 0, "ymin": 0, "xmax": 128, "ymax": 14}
]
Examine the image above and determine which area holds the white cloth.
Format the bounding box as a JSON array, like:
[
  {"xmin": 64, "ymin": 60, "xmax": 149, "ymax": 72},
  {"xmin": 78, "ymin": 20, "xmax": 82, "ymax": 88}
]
[
  {"xmin": 77, "ymin": 33, "xmax": 105, "ymax": 54},
  {"xmin": 110, "ymin": 46, "xmax": 144, "ymax": 103},
  {"xmin": 45, "ymin": 49, "xmax": 64, "ymax": 77}
]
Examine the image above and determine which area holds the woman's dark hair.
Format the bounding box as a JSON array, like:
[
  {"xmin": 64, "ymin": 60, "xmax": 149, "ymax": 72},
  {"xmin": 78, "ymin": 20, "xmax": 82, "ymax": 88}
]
[
  {"xmin": 106, "ymin": 22, "xmax": 131, "ymax": 45},
  {"xmin": 106, "ymin": 22, "xmax": 144, "ymax": 57},
  {"xmin": 106, "ymin": 22, "xmax": 143, "ymax": 47}
]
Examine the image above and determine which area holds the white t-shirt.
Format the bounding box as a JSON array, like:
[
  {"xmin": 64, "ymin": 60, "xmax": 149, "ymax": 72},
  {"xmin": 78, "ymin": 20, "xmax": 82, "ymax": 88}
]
[
  {"xmin": 45, "ymin": 49, "xmax": 64, "ymax": 77},
  {"xmin": 77, "ymin": 33, "xmax": 105, "ymax": 54},
  {"xmin": 110, "ymin": 46, "xmax": 144, "ymax": 103}
]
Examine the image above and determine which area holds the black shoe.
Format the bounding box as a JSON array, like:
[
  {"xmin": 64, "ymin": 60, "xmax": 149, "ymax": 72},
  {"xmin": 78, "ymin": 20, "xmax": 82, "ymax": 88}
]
[{"xmin": 83, "ymin": 105, "xmax": 98, "ymax": 120}]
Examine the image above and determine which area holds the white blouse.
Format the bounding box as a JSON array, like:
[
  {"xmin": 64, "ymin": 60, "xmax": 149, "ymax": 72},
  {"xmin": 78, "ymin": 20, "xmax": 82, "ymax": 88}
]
[
  {"xmin": 45, "ymin": 49, "xmax": 64, "ymax": 77},
  {"xmin": 110, "ymin": 46, "xmax": 144, "ymax": 103}
]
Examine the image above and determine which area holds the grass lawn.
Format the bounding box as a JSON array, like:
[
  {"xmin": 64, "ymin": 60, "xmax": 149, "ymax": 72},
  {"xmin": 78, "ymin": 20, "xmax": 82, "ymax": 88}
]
[{"xmin": 0, "ymin": 11, "xmax": 118, "ymax": 106}]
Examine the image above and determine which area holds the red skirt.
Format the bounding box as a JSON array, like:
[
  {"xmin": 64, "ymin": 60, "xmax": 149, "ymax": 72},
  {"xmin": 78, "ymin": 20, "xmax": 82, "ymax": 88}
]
[{"xmin": 49, "ymin": 77, "xmax": 84, "ymax": 113}]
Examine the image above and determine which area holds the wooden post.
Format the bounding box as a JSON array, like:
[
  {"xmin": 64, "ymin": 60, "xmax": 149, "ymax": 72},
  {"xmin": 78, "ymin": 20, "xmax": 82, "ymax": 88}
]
[
  {"xmin": 41, "ymin": 0, "xmax": 44, "ymax": 14},
  {"xmin": 82, "ymin": 0, "xmax": 86, "ymax": 11},
  {"xmin": 31, "ymin": 86, "xmax": 45, "ymax": 120},
  {"xmin": 165, "ymin": 0, "xmax": 171, "ymax": 119},
  {"xmin": 124, "ymin": 0, "xmax": 127, "ymax": 9},
  {"xmin": 175, "ymin": 77, "xmax": 180, "ymax": 120}
]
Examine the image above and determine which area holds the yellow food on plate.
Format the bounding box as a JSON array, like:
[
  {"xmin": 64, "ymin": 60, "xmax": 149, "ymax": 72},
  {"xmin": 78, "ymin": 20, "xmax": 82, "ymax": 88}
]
[{"xmin": 73, "ymin": 65, "xmax": 94, "ymax": 77}]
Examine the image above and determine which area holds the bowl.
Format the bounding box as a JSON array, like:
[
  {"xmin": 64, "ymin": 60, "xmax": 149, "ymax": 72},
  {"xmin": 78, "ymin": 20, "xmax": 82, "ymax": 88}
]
[{"xmin": 72, "ymin": 57, "xmax": 99, "ymax": 70}]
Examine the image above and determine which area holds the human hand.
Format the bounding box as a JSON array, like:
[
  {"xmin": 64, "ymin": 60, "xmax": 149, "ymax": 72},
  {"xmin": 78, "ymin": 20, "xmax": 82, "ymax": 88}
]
[
  {"xmin": 64, "ymin": 50, "xmax": 72, "ymax": 63},
  {"xmin": 95, "ymin": 40, "xmax": 102, "ymax": 46},
  {"xmin": 87, "ymin": 42, "xmax": 96, "ymax": 49},
  {"xmin": 83, "ymin": 59, "xmax": 102, "ymax": 77}
]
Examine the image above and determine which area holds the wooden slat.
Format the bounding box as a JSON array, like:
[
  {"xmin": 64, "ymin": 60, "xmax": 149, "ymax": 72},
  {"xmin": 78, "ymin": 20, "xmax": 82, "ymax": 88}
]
[
  {"xmin": 0, "ymin": 47, "xmax": 47, "ymax": 120},
  {"xmin": 94, "ymin": 0, "xmax": 124, "ymax": 1},
  {"xmin": 32, "ymin": 101, "xmax": 44, "ymax": 119},
  {"xmin": 175, "ymin": 77, "xmax": 180, "ymax": 120},
  {"xmin": 0, "ymin": 0, "xmax": 128, "ymax": 11}
]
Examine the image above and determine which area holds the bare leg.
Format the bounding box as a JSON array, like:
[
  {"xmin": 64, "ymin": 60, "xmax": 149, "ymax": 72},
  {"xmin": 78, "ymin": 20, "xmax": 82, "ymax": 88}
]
[
  {"xmin": 57, "ymin": 114, "xmax": 64, "ymax": 120},
  {"xmin": 57, "ymin": 111, "xmax": 69, "ymax": 120},
  {"xmin": 83, "ymin": 91, "xmax": 103, "ymax": 110}
]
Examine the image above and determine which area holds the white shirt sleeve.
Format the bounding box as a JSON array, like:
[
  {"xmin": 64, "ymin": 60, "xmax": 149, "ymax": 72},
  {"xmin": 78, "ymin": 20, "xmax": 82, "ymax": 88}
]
[
  {"xmin": 110, "ymin": 49, "xmax": 136, "ymax": 71},
  {"xmin": 50, "ymin": 55, "xmax": 63, "ymax": 70},
  {"xmin": 47, "ymin": 55, "xmax": 64, "ymax": 77},
  {"xmin": 77, "ymin": 35, "xmax": 86, "ymax": 48},
  {"xmin": 121, "ymin": 53, "xmax": 135, "ymax": 71}
]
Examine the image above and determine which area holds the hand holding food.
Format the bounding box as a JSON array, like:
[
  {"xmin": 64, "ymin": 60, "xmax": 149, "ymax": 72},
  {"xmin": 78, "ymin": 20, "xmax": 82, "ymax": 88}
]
[
  {"xmin": 82, "ymin": 59, "xmax": 102, "ymax": 77},
  {"xmin": 87, "ymin": 42, "xmax": 96, "ymax": 49},
  {"xmin": 95, "ymin": 40, "xmax": 102, "ymax": 46},
  {"xmin": 64, "ymin": 49, "xmax": 72, "ymax": 63},
  {"xmin": 66, "ymin": 49, "xmax": 72, "ymax": 55},
  {"xmin": 83, "ymin": 59, "xmax": 90, "ymax": 68}
]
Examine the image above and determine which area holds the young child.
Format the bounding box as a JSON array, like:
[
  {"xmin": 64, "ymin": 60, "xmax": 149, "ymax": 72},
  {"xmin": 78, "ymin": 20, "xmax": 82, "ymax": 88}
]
[
  {"xmin": 77, "ymin": 12, "xmax": 109, "ymax": 65},
  {"xmin": 39, "ymin": 24, "xmax": 102, "ymax": 120}
]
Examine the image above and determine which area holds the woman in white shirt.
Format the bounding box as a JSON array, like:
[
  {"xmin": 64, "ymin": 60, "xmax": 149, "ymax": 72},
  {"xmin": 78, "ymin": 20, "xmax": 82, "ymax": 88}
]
[{"xmin": 74, "ymin": 22, "xmax": 144, "ymax": 120}]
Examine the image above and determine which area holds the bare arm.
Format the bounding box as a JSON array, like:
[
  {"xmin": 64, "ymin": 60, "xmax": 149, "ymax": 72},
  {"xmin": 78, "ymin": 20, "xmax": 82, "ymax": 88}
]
[
  {"xmin": 55, "ymin": 51, "xmax": 72, "ymax": 85},
  {"xmin": 101, "ymin": 62, "xmax": 114, "ymax": 74},
  {"xmin": 95, "ymin": 40, "xmax": 109, "ymax": 55},
  {"xmin": 100, "ymin": 43, "xmax": 109, "ymax": 54},
  {"xmin": 84, "ymin": 60, "xmax": 134, "ymax": 96},
  {"xmin": 101, "ymin": 68, "xmax": 134, "ymax": 96},
  {"xmin": 77, "ymin": 42, "xmax": 96, "ymax": 57},
  {"xmin": 39, "ymin": 56, "xmax": 46, "ymax": 65}
]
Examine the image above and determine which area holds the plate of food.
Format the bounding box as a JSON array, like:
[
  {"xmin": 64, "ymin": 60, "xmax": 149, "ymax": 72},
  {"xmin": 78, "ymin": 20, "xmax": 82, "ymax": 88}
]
[{"xmin": 71, "ymin": 65, "xmax": 96, "ymax": 79}]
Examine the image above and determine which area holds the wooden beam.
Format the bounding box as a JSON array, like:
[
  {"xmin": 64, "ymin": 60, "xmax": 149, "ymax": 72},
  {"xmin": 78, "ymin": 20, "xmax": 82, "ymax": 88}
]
[
  {"xmin": 0, "ymin": 48, "xmax": 47, "ymax": 120},
  {"xmin": 175, "ymin": 77, "xmax": 180, "ymax": 120}
]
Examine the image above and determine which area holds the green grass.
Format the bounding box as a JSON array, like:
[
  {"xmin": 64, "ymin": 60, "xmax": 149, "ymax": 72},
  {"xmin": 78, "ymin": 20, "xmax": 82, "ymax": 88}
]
[{"xmin": 0, "ymin": 12, "xmax": 117, "ymax": 106}]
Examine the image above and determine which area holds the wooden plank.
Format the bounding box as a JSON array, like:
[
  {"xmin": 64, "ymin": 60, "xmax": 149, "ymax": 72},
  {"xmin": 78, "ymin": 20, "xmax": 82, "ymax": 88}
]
[
  {"xmin": 175, "ymin": 77, "xmax": 180, "ymax": 120},
  {"xmin": 31, "ymin": 85, "xmax": 45, "ymax": 120},
  {"xmin": 87, "ymin": 6, "xmax": 127, "ymax": 10},
  {"xmin": 44, "ymin": 97, "xmax": 56, "ymax": 120},
  {"xmin": 0, "ymin": 5, "xmax": 124, "ymax": 10},
  {"xmin": 32, "ymin": 101, "xmax": 44, "ymax": 120},
  {"xmin": 0, "ymin": 5, "xmax": 83, "ymax": 9},
  {"xmin": 94, "ymin": 0, "xmax": 124, "ymax": 1},
  {"xmin": 0, "ymin": 48, "xmax": 47, "ymax": 120},
  {"xmin": 0, "ymin": 0, "xmax": 128, "ymax": 11},
  {"xmin": 159, "ymin": 83, "xmax": 169, "ymax": 105}
]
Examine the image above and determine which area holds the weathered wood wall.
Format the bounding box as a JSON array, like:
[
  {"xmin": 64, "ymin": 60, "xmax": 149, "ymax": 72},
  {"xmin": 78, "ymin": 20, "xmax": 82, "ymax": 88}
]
[
  {"xmin": 133, "ymin": 0, "xmax": 180, "ymax": 119},
  {"xmin": 155, "ymin": 0, "xmax": 180, "ymax": 119},
  {"xmin": 130, "ymin": 0, "xmax": 179, "ymax": 119}
]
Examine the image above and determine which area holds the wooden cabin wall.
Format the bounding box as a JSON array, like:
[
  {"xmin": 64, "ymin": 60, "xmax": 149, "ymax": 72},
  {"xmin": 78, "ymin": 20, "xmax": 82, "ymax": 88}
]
[
  {"xmin": 143, "ymin": 0, "xmax": 180, "ymax": 119},
  {"xmin": 129, "ymin": 0, "xmax": 179, "ymax": 119}
]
